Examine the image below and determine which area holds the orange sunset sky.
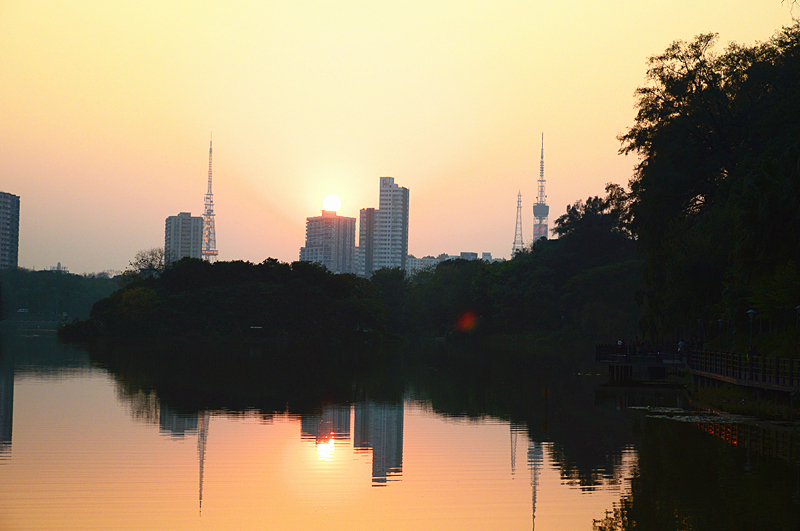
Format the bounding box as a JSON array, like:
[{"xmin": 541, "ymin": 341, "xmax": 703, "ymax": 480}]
[{"xmin": 1, "ymin": 1, "xmax": 794, "ymax": 273}]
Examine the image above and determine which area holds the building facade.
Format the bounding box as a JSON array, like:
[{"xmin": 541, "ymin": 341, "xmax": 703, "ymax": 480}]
[
  {"xmin": 165, "ymin": 212, "xmax": 203, "ymax": 265},
  {"xmin": 405, "ymin": 255, "xmax": 442, "ymax": 275},
  {"xmin": 0, "ymin": 192, "xmax": 20, "ymax": 270},
  {"xmin": 358, "ymin": 177, "xmax": 409, "ymax": 277},
  {"xmin": 299, "ymin": 210, "xmax": 357, "ymax": 274}
]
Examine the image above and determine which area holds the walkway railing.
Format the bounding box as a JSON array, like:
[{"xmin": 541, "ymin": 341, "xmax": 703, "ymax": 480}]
[
  {"xmin": 688, "ymin": 351, "xmax": 800, "ymax": 389},
  {"xmin": 596, "ymin": 343, "xmax": 684, "ymax": 364}
]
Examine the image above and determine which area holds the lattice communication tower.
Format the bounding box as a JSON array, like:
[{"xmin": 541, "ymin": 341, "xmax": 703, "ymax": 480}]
[
  {"xmin": 512, "ymin": 190, "xmax": 524, "ymax": 254},
  {"xmin": 202, "ymin": 135, "xmax": 218, "ymax": 262}
]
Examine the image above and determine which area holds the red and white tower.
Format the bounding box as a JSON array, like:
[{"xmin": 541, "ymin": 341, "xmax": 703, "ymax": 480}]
[{"xmin": 202, "ymin": 135, "xmax": 218, "ymax": 262}]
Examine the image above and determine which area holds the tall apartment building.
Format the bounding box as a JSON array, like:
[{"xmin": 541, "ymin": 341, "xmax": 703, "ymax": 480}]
[
  {"xmin": 0, "ymin": 192, "xmax": 20, "ymax": 270},
  {"xmin": 359, "ymin": 177, "xmax": 409, "ymax": 277},
  {"xmin": 165, "ymin": 212, "xmax": 203, "ymax": 265},
  {"xmin": 299, "ymin": 210, "xmax": 357, "ymax": 274}
]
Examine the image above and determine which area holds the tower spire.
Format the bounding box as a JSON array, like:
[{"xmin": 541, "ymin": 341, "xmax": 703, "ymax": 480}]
[
  {"xmin": 202, "ymin": 133, "xmax": 218, "ymax": 262},
  {"xmin": 512, "ymin": 190, "xmax": 524, "ymax": 254},
  {"xmin": 207, "ymin": 132, "xmax": 213, "ymax": 195},
  {"xmin": 532, "ymin": 133, "xmax": 549, "ymax": 242}
]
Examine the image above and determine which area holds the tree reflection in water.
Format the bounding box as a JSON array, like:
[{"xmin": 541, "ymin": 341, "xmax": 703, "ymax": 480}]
[{"xmin": 92, "ymin": 336, "xmax": 800, "ymax": 529}]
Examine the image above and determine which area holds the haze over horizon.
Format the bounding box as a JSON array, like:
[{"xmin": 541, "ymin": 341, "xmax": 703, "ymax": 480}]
[{"xmin": 1, "ymin": 1, "xmax": 794, "ymax": 273}]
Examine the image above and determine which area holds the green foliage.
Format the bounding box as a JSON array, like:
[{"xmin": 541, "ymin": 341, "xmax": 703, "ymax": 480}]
[
  {"xmin": 403, "ymin": 193, "xmax": 641, "ymax": 340},
  {"xmin": 64, "ymin": 257, "xmax": 385, "ymax": 343},
  {"xmin": 0, "ymin": 269, "xmax": 119, "ymax": 320},
  {"xmin": 617, "ymin": 22, "xmax": 800, "ymax": 349},
  {"xmin": 124, "ymin": 247, "xmax": 165, "ymax": 281},
  {"xmin": 369, "ymin": 267, "xmax": 407, "ymax": 331}
]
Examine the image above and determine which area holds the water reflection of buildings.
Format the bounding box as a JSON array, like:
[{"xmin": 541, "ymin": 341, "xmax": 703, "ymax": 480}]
[
  {"xmin": 300, "ymin": 402, "xmax": 404, "ymax": 486},
  {"xmin": 528, "ymin": 438, "xmax": 543, "ymax": 530},
  {"xmin": 0, "ymin": 327, "xmax": 101, "ymax": 459},
  {"xmin": 0, "ymin": 361, "xmax": 13, "ymax": 456},
  {"xmin": 528, "ymin": 440, "xmax": 544, "ymax": 529},
  {"xmin": 159, "ymin": 404, "xmax": 199, "ymax": 437},
  {"xmin": 512, "ymin": 424, "xmax": 543, "ymax": 530},
  {"xmin": 301, "ymin": 405, "xmax": 351, "ymax": 444},
  {"xmin": 355, "ymin": 401, "xmax": 404, "ymax": 485},
  {"xmin": 158, "ymin": 406, "xmax": 210, "ymax": 513}
]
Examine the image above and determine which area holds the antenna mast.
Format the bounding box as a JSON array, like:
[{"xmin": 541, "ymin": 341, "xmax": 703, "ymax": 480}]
[
  {"xmin": 532, "ymin": 133, "xmax": 549, "ymax": 242},
  {"xmin": 202, "ymin": 134, "xmax": 218, "ymax": 262},
  {"xmin": 512, "ymin": 191, "xmax": 524, "ymax": 254}
]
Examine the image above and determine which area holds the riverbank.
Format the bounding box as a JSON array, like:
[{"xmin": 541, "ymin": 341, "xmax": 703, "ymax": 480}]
[{"xmin": 690, "ymin": 383, "xmax": 800, "ymax": 422}]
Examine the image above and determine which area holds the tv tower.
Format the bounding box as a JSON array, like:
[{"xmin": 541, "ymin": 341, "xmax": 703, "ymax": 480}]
[
  {"xmin": 202, "ymin": 134, "xmax": 218, "ymax": 262},
  {"xmin": 512, "ymin": 190, "xmax": 524, "ymax": 254},
  {"xmin": 532, "ymin": 133, "xmax": 549, "ymax": 242}
]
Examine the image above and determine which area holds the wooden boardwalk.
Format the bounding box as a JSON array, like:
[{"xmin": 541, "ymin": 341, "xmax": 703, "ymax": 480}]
[{"xmin": 688, "ymin": 351, "xmax": 800, "ymax": 392}]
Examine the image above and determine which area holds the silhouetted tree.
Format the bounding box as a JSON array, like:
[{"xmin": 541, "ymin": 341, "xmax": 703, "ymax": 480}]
[{"xmin": 617, "ymin": 22, "xmax": 800, "ymax": 343}]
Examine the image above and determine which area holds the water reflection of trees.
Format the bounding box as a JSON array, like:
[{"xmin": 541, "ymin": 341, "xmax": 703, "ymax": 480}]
[
  {"xmin": 95, "ymin": 336, "xmax": 649, "ymax": 492},
  {"xmin": 404, "ymin": 340, "xmax": 643, "ymax": 490},
  {"xmin": 593, "ymin": 417, "xmax": 800, "ymax": 531},
  {"xmin": 116, "ymin": 387, "xmax": 159, "ymax": 423},
  {"xmin": 91, "ymin": 338, "xmax": 402, "ymax": 414}
]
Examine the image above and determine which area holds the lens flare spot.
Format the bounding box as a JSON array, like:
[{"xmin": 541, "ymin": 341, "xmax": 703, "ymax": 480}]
[{"xmin": 455, "ymin": 310, "xmax": 477, "ymax": 332}]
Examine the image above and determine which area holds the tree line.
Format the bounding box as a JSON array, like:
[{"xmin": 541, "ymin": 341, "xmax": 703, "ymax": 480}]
[
  {"xmin": 0, "ymin": 268, "xmax": 118, "ymax": 321},
  {"xmin": 610, "ymin": 22, "xmax": 800, "ymax": 354},
  {"xmin": 58, "ymin": 191, "xmax": 640, "ymax": 344}
]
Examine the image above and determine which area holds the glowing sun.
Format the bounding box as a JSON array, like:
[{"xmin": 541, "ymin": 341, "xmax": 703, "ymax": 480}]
[{"xmin": 323, "ymin": 195, "xmax": 341, "ymax": 212}]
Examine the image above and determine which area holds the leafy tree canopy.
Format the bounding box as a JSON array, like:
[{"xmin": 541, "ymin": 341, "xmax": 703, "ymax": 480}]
[{"xmin": 616, "ymin": 21, "xmax": 800, "ymax": 347}]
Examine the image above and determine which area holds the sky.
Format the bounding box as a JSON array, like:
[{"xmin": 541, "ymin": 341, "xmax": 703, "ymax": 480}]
[{"xmin": 1, "ymin": 1, "xmax": 795, "ymax": 273}]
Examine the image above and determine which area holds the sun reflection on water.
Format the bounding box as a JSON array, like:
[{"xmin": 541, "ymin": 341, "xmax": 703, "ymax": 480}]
[{"xmin": 316, "ymin": 437, "xmax": 335, "ymax": 461}]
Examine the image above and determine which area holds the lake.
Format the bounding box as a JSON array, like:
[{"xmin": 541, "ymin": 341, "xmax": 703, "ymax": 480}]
[{"xmin": 0, "ymin": 323, "xmax": 798, "ymax": 530}]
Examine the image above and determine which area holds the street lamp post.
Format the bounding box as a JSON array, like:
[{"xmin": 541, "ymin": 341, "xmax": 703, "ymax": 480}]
[
  {"xmin": 747, "ymin": 309, "xmax": 757, "ymax": 349},
  {"xmin": 718, "ymin": 319, "xmax": 723, "ymax": 352},
  {"xmin": 795, "ymin": 305, "xmax": 800, "ymax": 351}
]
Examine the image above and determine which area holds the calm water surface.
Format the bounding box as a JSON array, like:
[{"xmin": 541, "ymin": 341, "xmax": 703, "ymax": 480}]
[{"xmin": 0, "ymin": 325, "xmax": 798, "ymax": 530}]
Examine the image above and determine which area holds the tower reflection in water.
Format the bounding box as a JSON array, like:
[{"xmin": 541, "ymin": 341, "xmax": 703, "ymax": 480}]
[
  {"xmin": 158, "ymin": 405, "xmax": 210, "ymax": 514},
  {"xmin": 301, "ymin": 401, "xmax": 404, "ymax": 486},
  {"xmin": 0, "ymin": 362, "xmax": 12, "ymax": 458}
]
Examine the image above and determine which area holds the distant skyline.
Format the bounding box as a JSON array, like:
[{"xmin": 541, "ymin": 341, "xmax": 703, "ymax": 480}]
[{"xmin": 1, "ymin": 1, "xmax": 794, "ymax": 273}]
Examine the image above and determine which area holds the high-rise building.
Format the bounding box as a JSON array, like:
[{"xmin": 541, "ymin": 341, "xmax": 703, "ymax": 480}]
[
  {"xmin": 0, "ymin": 192, "xmax": 20, "ymax": 270},
  {"xmin": 358, "ymin": 208, "xmax": 376, "ymax": 276},
  {"xmin": 358, "ymin": 177, "xmax": 409, "ymax": 277},
  {"xmin": 299, "ymin": 210, "xmax": 357, "ymax": 274},
  {"xmin": 165, "ymin": 212, "xmax": 204, "ymax": 264}
]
